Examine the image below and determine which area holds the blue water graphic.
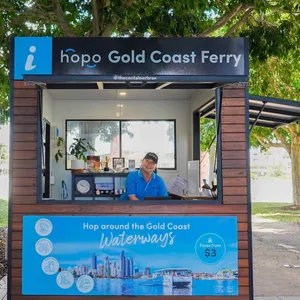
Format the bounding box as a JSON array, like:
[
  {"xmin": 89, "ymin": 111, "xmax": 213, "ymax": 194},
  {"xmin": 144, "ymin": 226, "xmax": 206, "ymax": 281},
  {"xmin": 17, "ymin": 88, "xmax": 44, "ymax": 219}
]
[{"xmin": 94, "ymin": 278, "xmax": 238, "ymax": 296}]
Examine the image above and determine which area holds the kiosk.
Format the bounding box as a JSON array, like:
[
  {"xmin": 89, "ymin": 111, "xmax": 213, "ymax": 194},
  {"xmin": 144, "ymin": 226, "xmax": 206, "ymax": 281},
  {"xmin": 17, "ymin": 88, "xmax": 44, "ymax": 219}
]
[{"xmin": 8, "ymin": 37, "xmax": 252, "ymax": 299}]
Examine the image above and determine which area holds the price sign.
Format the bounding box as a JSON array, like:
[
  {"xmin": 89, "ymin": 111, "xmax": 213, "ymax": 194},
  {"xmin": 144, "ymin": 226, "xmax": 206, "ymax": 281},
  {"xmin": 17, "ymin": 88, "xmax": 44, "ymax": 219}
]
[{"xmin": 195, "ymin": 233, "xmax": 226, "ymax": 264}]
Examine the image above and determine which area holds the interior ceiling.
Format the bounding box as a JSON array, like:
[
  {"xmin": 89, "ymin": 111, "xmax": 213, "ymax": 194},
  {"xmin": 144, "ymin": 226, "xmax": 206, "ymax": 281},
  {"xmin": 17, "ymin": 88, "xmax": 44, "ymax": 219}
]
[{"xmin": 47, "ymin": 89, "xmax": 198, "ymax": 101}]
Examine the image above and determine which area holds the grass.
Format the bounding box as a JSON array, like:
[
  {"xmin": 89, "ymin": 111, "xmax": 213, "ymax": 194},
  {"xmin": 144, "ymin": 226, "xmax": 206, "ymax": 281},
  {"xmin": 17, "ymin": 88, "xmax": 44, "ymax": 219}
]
[
  {"xmin": 252, "ymin": 202, "xmax": 300, "ymax": 224},
  {"xmin": 0, "ymin": 199, "xmax": 8, "ymax": 227}
]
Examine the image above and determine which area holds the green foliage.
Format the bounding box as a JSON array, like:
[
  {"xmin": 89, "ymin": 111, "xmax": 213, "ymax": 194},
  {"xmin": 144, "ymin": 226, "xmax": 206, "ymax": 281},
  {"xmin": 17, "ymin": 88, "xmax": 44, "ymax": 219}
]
[
  {"xmin": 69, "ymin": 138, "xmax": 96, "ymax": 162},
  {"xmin": 240, "ymin": 21, "xmax": 297, "ymax": 62},
  {"xmin": 55, "ymin": 137, "xmax": 96, "ymax": 163},
  {"xmin": 200, "ymin": 118, "xmax": 216, "ymax": 152},
  {"xmin": 0, "ymin": 144, "xmax": 8, "ymax": 162},
  {"xmin": 0, "ymin": 199, "xmax": 8, "ymax": 227},
  {"xmin": 0, "ymin": 0, "xmax": 300, "ymax": 128},
  {"xmin": 252, "ymin": 202, "xmax": 300, "ymax": 224}
]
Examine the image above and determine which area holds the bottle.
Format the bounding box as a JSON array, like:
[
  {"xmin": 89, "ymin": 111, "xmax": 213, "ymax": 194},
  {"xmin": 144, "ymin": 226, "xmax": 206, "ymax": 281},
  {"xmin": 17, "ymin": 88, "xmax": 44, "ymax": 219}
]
[{"xmin": 202, "ymin": 179, "xmax": 212, "ymax": 197}]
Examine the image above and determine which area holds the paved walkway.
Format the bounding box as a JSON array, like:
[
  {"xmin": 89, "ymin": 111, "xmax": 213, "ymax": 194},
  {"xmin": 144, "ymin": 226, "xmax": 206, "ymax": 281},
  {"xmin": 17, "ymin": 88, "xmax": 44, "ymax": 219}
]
[
  {"xmin": 0, "ymin": 275, "xmax": 299, "ymax": 299},
  {"xmin": 0, "ymin": 276, "xmax": 6, "ymax": 300},
  {"xmin": 255, "ymin": 298, "xmax": 300, "ymax": 300}
]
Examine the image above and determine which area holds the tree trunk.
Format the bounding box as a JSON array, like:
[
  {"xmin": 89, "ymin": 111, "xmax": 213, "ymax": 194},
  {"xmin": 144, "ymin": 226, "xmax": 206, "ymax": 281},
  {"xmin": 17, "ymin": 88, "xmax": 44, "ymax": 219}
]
[{"xmin": 290, "ymin": 138, "xmax": 300, "ymax": 205}]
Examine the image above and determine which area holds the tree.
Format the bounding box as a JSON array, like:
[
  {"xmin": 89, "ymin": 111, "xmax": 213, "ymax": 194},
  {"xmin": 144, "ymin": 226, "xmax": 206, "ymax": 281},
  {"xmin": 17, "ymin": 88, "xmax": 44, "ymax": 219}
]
[
  {"xmin": 0, "ymin": 144, "xmax": 8, "ymax": 162},
  {"xmin": 249, "ymin": 53, "xmax": 300, "ymax": 205},
  {"xmin": 0, "ymin": 0, "xmax": 300, "ymax": 203}
]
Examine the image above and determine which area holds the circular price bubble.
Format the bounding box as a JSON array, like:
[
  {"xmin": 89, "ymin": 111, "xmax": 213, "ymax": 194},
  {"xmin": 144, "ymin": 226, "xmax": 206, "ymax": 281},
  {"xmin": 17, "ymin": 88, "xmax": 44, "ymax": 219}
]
[
  {"xmin": 76, "ymin": 275, "xmax": 94, "ymax": 293},
  {"xmin": 56, "ymin": 271, "xmax": 74, "ymax": 289},
  {"xmin": 35, "ymin": 218, "xmax": 53, "ymax": 236},
  {"xmin": 195, "ymin": 233, "xmax": 226, "ymax": 264}
]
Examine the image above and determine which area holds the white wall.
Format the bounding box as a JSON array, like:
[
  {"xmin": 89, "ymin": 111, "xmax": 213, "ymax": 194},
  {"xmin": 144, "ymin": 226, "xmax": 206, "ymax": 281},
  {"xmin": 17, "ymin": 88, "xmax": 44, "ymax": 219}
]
[
  {"xmin": 42, "ymin": 90, "xmax": 53, "ymax": 123},
  {"xmin": 51, "ymin": 98, "xmax": 190, "ymax": 200},
  {"xmin": 42, "ymin": 90, "xmax": 54, "ymax": 198}
]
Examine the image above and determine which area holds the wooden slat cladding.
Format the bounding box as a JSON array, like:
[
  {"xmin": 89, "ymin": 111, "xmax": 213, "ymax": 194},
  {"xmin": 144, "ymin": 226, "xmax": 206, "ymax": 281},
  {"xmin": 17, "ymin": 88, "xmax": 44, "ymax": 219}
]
[
  {"xmin": 13, "ymin": 159, "xmax": 37, "ymax": 169},
  {"xmin": 221, "ymin": 115, "xmax": 246, "ymax": 124},
  {"xmin": 220, "ymin": 86, "xmax": 251, "ymax": 298},
  {"xmin": 14, "ymin": 116, "xmax": 38, "ymax": 124},
  {"xmin": 11, "ymin": 204, "xmax": 248, "ymax": 214},
  {"xmin": 13, "ymin": 169, "xmax": 37, "ymax": 178},
  {"xmin": 222, "ymin": 124, "xmax": 246, "ymax": 133},
  {"xmin": 222, "ymin": 160, "xmax": 246, "ymax": 168},
  {"xmin": 223, "ymin": 169, "xmax": 247, "ymax": 178},
  {"xmin": 13, "ymin": 151, "xmax": 37, "ymax": 160},
  {"xmin": 14, "ymin": 124, "xmax": 37, "ymax": 133},
  {"xmin": 222, "ymin": 107, "xmax": 245, "ymax": 115},
  {"xmin": 222, "ymin": 151, "xmax": 246, "ymax": 160},
  {"xmin": 9, "ymin": 84, "xmax": 251, "ymax": 300},
  {"xmin": 223, "ymin": 178, "xmax": 247, "ymax": 186},
  {"xmin": 12, "ymin": 79, "xmax": 38, "ymax": 215},
  {"xmin": 222, "ymin": 88, "xmax": 245, "ymax": 98},
  {"xmin": 14, "ymin": 89, "xmax": 37, "ymax": 98},
  {"xmin": 221, "ymin": 86, "xmax": 248, "ymax": 203},
  {"xmin": 14, "ymin": 81, "xmax": 37, "ymax": 89},
  {"xmin": 223, "ymin": 196, "xmax": 247, "ymax": 205},
  {"xmin": 11, "ymin": 83, "xmax": 39, "ymax": 251},
  {"xmin": 12, "ymin": 196, "xmax": 37, "ymax": 204},
  {"xmin": 13, "ymin": 132, "xmax": 37, "ymax": 142},
  {"xmin": 222, "ymin": 98, "xmax": 245, "ymax": 107},
  {"xmin": 14, "ymin": 98, "xmax": 38, "ymax": 106},
  {"xmin": 222, "ymin": 142, "xmax": 246, "ymax": 150},
  {"xmin": 13, "ymin": 142, "xmax": 37, "ymax": 151},
  {"xmin": 222, "ymin": 133, "xmax": 246, "ymax": 142},
  {"xmin": 13, "ymin": 106, "xmax": 38, "ymax": 116},
  {"xmin": 12, "ymin": 178, "xmax": 37, "ymax": 187}
]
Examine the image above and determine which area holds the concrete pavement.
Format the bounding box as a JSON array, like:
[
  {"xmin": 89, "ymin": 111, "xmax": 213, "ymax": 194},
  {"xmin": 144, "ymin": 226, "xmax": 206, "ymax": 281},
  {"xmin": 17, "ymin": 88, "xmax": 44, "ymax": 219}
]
[
  {"xmin": 254, "ymin": 296, "xmax": 300, "ymax": 300},
  {"xmin": 0, "ymin": 276, "xmax": 6, "ymax": 300}
]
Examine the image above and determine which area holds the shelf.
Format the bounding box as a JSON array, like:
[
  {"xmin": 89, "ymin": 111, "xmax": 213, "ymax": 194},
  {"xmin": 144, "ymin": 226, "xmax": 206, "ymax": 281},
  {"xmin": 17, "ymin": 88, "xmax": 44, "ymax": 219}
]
[
  {"xmin": 73, "ymin": 194, "xmax": 94, "ymax": 197},
  {"xmin": 73, "ymin": 172, "xmax": 129, "ymax": 177},
  {"xmin": 72, "ymin": 172, "xmax": 127, "ymax": 200}
]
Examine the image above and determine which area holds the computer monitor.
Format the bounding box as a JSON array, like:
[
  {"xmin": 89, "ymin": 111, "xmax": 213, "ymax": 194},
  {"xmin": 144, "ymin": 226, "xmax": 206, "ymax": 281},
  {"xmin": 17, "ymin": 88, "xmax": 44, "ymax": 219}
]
[{"xmin": 144, "ymin": 196, "xmax": 172, "ymax": 201}]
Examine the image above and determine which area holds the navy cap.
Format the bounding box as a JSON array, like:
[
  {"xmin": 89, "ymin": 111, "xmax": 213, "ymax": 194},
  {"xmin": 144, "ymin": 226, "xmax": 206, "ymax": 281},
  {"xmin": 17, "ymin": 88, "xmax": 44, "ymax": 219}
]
[{"xmin": 143, "ymin": 152, "xmax": 158, "ymax": 164}]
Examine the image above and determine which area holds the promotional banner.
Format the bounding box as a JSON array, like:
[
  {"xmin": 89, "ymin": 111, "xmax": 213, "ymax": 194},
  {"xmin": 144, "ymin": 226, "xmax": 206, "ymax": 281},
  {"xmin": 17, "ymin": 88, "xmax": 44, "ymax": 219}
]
[
  {"xmin": 13, "ymin": 37, "xmax": 248, "ymax": 80},
  {"xmin": 22, "ymin": 216, "xmax": 238, "ymax": 296}
]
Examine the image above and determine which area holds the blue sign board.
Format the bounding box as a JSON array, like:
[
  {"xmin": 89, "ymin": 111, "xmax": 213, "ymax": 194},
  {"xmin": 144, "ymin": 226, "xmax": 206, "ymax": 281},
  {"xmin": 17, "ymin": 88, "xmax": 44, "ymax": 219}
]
[
  {"xmin": 22, "ymin": 216, "xmax": 238, "ymax": 296},
  {"xmin": 14, "ymin": 37, "xmax": 53, "ymax": 80}
]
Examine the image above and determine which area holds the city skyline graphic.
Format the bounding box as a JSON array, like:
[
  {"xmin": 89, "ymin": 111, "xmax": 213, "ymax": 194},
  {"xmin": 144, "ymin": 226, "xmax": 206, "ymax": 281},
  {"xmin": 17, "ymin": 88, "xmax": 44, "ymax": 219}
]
[{"xmin": 22, "ymin": 216, "xmax": 239, "ymax": 296}]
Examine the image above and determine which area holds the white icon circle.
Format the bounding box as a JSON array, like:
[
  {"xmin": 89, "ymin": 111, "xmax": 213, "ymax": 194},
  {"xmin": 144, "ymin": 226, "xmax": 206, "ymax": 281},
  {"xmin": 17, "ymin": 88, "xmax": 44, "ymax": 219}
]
[
  {"xmin": 56, "ymin": 271, "xmax": 74, "ymax": 289},
  {"xmin": 76, "ymin": 275, "xmax": 94, "ymax": 293},
  {"xmin": 35, "ymin": 218, "xmax": 53, "ymax": 236},
  {"xmin": 29, "ymin": 46, "xmax": 36, "ymax": 53},
  {"xmin": 35, "ymin": 238, "xmax": 53, "ymax": 256},
  {"xmin": 42, "ymin": 257, "xmax": 59, "ymax": 275}
]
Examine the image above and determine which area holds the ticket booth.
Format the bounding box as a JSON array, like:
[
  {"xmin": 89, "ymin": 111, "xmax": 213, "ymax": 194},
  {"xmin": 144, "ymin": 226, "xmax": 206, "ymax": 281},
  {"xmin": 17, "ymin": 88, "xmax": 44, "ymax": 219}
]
[{"xmin": 8, "ymin": 37, "xmax": 252, "ymax": 299}]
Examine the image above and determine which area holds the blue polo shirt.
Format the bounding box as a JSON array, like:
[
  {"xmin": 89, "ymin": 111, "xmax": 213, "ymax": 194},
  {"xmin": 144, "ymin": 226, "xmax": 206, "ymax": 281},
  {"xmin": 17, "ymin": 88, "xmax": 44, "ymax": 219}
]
[{"xmin": 120, "ymin": 169, "xmax": 168, "ymax": 200}]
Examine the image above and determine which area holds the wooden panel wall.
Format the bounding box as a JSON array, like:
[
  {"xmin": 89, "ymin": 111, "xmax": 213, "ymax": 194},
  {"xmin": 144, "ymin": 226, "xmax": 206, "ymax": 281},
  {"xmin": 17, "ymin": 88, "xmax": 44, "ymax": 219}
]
[{"xmin": 9, "ymin": 82, "xmax": 252, "ymax": 300}]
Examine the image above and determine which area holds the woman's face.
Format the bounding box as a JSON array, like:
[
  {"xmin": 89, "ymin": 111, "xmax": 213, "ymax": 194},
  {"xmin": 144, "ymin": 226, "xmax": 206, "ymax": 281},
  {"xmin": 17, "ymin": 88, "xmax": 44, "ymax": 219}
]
[{"xmin": 141, "ymin": 159, "xmax": 156, "ymax": 174}]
